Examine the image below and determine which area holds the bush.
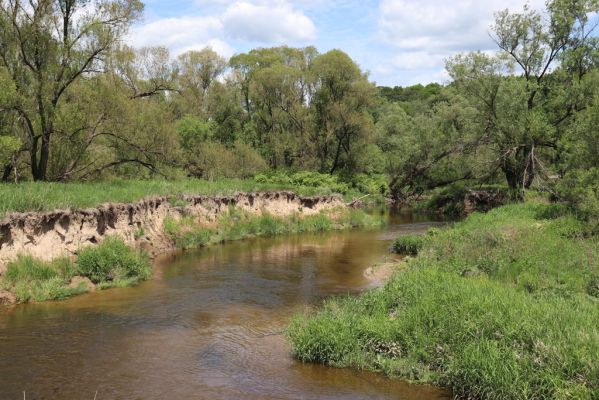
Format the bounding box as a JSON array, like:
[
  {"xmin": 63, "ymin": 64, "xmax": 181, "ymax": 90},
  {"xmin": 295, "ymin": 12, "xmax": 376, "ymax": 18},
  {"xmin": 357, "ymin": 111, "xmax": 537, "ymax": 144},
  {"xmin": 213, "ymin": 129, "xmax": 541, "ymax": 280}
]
[
  {"xmin": 350, "ymin": 174, "xmax": 390, "ymax": 197},
  {"xmin": 77, "ymin": 237, "xmax": 151, "ymax": 284},
  {"xmin": 392, "ymin": 235, "xmax": 425, "ymax": 255},
  {"xmin": 255, "ymin": 171, "xmax": 351, "ymax": 194},
  {"xmin": 426, "ymin": 184, "xmax": 510, "ymax": 216},
  {"xmin": 185, "ymin": 141, "xmax": 267, "ymax": 180},
  {"xmin": 555, "ymin": 168, "xmax": 599, "ymax": 235},
  {"xmin": 2, "ymin": 256, "xmax": 81, "ymax": 302}
]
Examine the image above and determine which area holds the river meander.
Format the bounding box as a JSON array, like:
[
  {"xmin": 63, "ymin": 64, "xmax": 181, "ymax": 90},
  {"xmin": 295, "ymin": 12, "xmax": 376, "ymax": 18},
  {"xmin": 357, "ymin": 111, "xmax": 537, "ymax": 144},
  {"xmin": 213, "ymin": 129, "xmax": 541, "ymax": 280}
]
[{"xmin": 0, "ymin": 211, "xmax": 449, "ymax": 400}]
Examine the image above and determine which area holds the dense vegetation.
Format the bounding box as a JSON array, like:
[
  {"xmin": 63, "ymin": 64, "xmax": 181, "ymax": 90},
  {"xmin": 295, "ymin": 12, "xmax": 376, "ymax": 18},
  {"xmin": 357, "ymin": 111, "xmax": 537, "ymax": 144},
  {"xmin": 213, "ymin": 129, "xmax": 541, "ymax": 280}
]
[
  {"xmin": 289, "ymin": 202, "xmax": 599, "ymax": 399},
  {"xmin": 163, "ymin": 207, "xmax": 383, "ymax": 251},
  {"xmin": 0, "ymin": 0, "xmax": 596, "ymax": 210},
  {"xmin": 1, "ymin": 237, "xmax": 151, "ymax": 303},
  {"xmin": 0, "ymin": 177, "xmax": 369, "ymax": 220}
]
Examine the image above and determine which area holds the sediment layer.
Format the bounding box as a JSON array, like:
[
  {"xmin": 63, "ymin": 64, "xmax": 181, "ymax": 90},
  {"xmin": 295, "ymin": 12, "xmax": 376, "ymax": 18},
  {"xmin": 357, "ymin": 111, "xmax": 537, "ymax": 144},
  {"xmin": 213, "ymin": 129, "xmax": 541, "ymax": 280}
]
[{"xmin": 0, "ymin": 191, "xmax": 344, "ymax": 273}]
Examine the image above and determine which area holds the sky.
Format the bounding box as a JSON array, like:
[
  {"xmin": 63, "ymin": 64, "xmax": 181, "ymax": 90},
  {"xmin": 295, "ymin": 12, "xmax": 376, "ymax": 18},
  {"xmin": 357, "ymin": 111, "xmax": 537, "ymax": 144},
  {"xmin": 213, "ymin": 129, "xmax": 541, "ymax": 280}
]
[{"xmin": 127, "ymin": 0, "xmax": 548, "ymax": 86}]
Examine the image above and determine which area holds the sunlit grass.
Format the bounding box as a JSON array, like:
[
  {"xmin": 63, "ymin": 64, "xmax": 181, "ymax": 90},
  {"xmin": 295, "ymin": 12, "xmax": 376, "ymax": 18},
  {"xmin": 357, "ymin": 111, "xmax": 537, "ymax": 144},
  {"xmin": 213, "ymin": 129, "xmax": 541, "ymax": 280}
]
[
  {"xmin": 2, "ymin": 237, "xmax": 151, "ymax": 304},
  {"xmin": 164, "ymin": 208, "xmax": 384, "ymax": 250},
  {"xmin": 289, "ymin": 202, "xmax": 599, "ymax": 398},
  {"xmin": 0, "ymin": 178, "xmax": 350, "ymax": 220}
]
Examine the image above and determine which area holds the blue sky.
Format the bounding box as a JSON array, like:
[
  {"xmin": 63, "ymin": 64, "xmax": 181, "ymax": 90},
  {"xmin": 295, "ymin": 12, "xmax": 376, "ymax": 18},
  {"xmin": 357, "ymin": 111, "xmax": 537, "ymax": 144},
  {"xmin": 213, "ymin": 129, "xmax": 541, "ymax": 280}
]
[{"xmin": 127, "ymin": 0, "xmax": 549, "ymax": 86}]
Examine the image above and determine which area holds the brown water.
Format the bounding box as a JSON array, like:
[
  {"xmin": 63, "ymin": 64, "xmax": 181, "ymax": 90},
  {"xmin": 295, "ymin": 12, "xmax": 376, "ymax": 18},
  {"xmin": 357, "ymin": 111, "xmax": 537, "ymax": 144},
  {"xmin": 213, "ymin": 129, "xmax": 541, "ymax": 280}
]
[{"xmin": 0, "ymin": 211, "xmax": 449, "ymax": 400}]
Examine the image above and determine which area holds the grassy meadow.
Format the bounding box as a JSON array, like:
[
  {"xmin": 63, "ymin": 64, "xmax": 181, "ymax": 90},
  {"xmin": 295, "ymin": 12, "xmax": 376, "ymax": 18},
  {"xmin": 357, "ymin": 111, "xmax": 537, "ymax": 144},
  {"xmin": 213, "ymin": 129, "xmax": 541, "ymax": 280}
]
[
  {"xmin": 0, "ymin": 178, "xmax": 363, "ymax": 220},
  {"xmin": 289, "ymin": 202, "xmax": 599, "ymax": 399}
]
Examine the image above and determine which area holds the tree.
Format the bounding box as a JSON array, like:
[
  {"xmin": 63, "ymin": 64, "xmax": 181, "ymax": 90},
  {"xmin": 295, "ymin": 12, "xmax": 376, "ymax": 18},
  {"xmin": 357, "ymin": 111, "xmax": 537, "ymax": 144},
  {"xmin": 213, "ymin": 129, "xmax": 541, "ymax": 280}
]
[
  {"xmin": 311, "ymin": 50, "xmax": 375, "ymax": 175},
  {"xmin": 377, "ymin": 92, "xmax": 484, "ymax": 201},
  {"xmin": 447, "ymin": 0, "xmax": 599, "ymax": 191},
  {"xmin": 46, "ymin": 46, "xmax": 179, "ymax": 181},
  {"xmin": 0, "ymin": 0, "xmax": 143, "ymax": 181},
  {"xmin": 176, "ymin": 47, "xmax": 227, "ymax": 115},
  {"xmin": 229, "ymin": 46, "xmax": 318, "ymax": 168}
]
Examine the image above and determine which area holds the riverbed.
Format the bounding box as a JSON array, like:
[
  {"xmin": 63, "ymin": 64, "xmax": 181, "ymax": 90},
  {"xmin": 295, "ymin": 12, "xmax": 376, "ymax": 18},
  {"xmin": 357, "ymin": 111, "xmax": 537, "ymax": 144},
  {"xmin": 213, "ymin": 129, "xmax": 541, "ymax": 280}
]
[{"xmin": 0, "ymin": 210, "xmax": 449, "ymax": 399}]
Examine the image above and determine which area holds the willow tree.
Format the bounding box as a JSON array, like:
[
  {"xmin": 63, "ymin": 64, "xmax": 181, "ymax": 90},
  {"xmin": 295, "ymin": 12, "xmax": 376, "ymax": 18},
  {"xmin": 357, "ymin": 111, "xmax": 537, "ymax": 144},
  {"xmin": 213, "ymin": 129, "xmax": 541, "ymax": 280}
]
[
  {"xmin": 311, "ymin": 49, "xmax": 375, "ymax": 175},
  {"xmin": 176, "ymin": 47, "xmax": 227, "ymax": 116},
  {"xmin": 447, "ymin": 0, "xmax": 599, "ymax": 191},
  {"xmin": 0, "ymin": 0, "xmax": 143, "ymax": 181},
  {"xmin": 229, "ymin": 46, "xmax": 319, "ymax": 167}
]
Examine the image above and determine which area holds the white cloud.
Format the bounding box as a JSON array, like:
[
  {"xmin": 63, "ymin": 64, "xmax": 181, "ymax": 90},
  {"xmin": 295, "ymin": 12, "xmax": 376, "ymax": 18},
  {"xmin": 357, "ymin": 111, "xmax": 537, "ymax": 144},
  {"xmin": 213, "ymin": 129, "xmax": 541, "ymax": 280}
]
[
  {"xmin": 222, "ymin": 1, "xmax": 316, "ymax": 42},
  {"xmin": 379, "ymin": 0, "xmax": 545, "ymax": 51},
  {"xmin": 127, "ymin": 15, "xmax": 230, "ymax": 55},
  {"xmin": 375, "ymin": 0, "xmax": 546, "ymax": 84},
  {"xmin": 128, "ymin": 0, "xmax": 316, "ymax": 59},
  {"xmin": 389, "ymin": 51, "xmax": 444, "ymax": 70}
]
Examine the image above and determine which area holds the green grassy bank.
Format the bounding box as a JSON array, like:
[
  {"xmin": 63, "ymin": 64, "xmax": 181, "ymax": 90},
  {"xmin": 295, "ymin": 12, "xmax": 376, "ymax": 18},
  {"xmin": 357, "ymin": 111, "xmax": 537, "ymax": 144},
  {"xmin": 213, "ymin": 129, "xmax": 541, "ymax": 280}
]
[
  {"xmin": 289, "ymin": 202, "xmax": 599, "ymax": 399},
  {"xmin": 162, "ymin": 207, "xmax": 383, "ymax": 250},
  {"xmin": 0, "ymin": 179, "xmax": 347, "ymax": 220},
  {"xmin": 1, "ymin": 237, "xmax": 151, "ymax": 303},
  {"xmin": 0, "ymin": 172, "xmax": 386, "ymax": 220}
]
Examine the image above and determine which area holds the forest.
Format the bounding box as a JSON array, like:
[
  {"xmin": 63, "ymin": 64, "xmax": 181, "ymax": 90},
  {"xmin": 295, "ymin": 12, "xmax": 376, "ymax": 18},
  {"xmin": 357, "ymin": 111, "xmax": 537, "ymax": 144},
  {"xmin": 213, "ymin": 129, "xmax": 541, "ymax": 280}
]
[{"xmin": 0, "ymin": 0, "xmax": 596, "ymax": 221}]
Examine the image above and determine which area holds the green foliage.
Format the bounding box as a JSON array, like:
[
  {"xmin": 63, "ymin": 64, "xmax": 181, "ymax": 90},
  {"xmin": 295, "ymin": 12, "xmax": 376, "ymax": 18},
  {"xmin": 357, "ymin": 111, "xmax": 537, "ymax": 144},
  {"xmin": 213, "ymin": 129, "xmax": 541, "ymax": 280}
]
[
  {"xmin": 254, "ymin": 171, "xmax": 351, "ymax": 195},
  {"xmin": 392, "ymin": 235, "xmax": 425, "ymax": 256},
  {"xmin": 290, "ymin": 203, "xmax": 599, "ymax": 398},
  {"xmin": 0, "ymin": 179, "xmax": 342, "ymax": 220},
  {"xmin": 177, "ymin": 116, "xmax": 217, "ymax": 148},
  {"xmin": 555, "ymin": 168, "xmax": 599, "ymax": 234},
  {"xmin": 0, "ymin": 136, "xmax": 20, "ymax": 168},
  {"xmin": 164, "ymin": 207, "xmax": 384, "ymax": 251},
  {"xmin": 77, "ymin": 237, "xmax": 151, "ymax": 284},
  {"xmin": 2, "ymin": 256, "xmax": 82, "ymax": 303}
]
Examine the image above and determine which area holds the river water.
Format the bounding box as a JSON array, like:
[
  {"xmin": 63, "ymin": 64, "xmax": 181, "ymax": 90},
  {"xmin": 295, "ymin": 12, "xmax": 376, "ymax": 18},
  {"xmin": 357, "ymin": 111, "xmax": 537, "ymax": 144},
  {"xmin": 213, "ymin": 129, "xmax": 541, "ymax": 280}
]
[{"xmin": 0, "ymin": 211, "xmax": 449, "ymax": 400}]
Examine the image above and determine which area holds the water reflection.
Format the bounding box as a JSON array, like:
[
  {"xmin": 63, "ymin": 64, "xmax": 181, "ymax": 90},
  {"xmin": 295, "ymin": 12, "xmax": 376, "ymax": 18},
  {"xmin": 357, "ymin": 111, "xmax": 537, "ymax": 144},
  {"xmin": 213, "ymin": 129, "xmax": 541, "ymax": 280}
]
[{"xmin": 0, "ymin": 210, "xmax": 449, "ymax": 400}]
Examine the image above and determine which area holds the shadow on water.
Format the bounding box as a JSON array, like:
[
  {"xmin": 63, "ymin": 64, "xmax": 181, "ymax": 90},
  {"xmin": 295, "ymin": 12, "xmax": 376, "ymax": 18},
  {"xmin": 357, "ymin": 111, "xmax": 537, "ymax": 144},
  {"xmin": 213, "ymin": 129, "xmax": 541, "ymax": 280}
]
[{"xmin": 0, "ymin": 209, "xmax": 450, "ymax": 400}]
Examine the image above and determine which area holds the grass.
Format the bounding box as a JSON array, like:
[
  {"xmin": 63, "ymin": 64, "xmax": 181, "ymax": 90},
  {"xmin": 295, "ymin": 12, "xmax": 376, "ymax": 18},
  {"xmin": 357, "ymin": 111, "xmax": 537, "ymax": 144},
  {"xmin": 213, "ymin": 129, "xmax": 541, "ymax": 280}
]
[
  {"xmin": 77, "ymin": 236, "xmax": 151, "ymax": 286},
  {"xmin": 288, "ymin": 202, "xmax": 599, "ymax": 399},
  {"xmin": 1, "ymin": 237, "xmax": 151, "ymax": 303},
  {"xmin": 392, "ymin": 235, "xmax": 427, "ymax": 256},
  {"xmin": 164, "ymin": 208, "xmax": 384, "ymax": 250},
  {"xmin": 0, "ymin": 178, "xmax": 356, "ymax": 220},
  {"xmin": 1, "ymin": 256, "xmax": 84, "ymax": 302}
]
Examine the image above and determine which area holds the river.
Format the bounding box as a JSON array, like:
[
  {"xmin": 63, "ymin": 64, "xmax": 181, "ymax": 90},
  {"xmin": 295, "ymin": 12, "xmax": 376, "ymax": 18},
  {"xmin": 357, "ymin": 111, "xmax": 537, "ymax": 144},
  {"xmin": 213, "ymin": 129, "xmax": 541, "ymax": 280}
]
[{"xmin": 0, "ymin": 210, "xmax": 449, "ymax": 400}]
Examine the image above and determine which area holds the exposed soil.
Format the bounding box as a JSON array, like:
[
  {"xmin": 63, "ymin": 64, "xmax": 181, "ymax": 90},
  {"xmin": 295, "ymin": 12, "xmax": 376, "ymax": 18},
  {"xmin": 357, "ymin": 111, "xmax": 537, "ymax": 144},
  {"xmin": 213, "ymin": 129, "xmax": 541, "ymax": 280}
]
[
  {"xmin": 0, "ymin": 192, "xmax": 344, "ymax": 275},
  {"xmin": 363, "ymin": 257, "xmax": 406, "ymax": 284}
]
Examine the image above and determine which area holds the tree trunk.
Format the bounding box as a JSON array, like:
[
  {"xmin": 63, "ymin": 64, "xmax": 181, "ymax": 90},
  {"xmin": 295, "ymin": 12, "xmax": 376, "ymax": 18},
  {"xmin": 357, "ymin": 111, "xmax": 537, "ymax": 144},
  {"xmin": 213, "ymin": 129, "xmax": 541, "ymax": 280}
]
[
  {"xmin": 31, "ymin": 133, "xmax": 51, "ymax": 181},
  {"xmin": 502, "ymin": 148, "xmax": 534, "ymax": 193},
  {"xmin": 2, "ymin": 165, "xmax": 11, "ymax": 182}
]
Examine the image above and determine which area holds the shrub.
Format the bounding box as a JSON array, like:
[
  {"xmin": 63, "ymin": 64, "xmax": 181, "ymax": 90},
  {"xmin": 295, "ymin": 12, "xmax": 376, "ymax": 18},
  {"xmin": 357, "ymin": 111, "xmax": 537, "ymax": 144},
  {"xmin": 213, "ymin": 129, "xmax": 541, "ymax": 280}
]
[
  {"xmin": 555, "ymin": 168, "xmax": 599, "ymax": 235},
  {"xmin": 184, "ymin": 141, "xmax": 268, "ymax": 180},
  {"xmin": 392, "ymin": 235, "xmax": 425, "ymax": 255},
  {"xmin": 255, "ymin": 171, "xmax": 350, "ymax": 194},
  {"xmin": 2, "ymin": 256, "xmax": 81, "ymax": 302},
  {"xmin": 77, "ymin": 237, "xmax": 151, "ymax": 284},
  {"xmin": 350, "ymin": 173, "xmax": 390, "ymax": 197}
]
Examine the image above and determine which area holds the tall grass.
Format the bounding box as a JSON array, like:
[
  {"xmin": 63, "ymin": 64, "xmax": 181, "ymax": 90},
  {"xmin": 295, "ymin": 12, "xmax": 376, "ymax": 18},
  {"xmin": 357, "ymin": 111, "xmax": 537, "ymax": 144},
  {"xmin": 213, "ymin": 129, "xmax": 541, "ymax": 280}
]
[
  {"xmin": 0, "ymin": 178, "xmax": 350, "ymax": 220},
  {"xmin": 2, "ymin": 256, "xmax": 83, "ymax": 302},
  {"xmin": 2, "ymin": 237, "xmax": 151, "ymax": 303},
  {"xmin": 164, "ymin": 208, "xmax": 384, "ymax": 250},
  {"xmin": 77, "ymin": 236, "xmax": 151, "ymax": 286},
  {"xmin": 289, "ymin": 202, "xmax": 599, "ymax": 399}
]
